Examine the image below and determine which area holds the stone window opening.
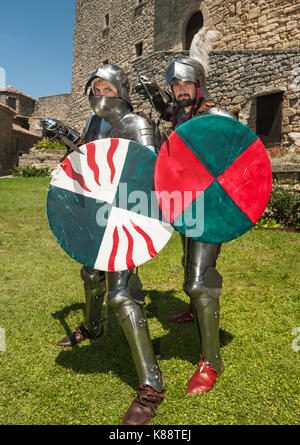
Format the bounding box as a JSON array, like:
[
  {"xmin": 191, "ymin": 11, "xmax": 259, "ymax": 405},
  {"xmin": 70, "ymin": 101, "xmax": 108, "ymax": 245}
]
[
  {"xmin": 6, "ymin": 96, "xmax": 17, "ymax": 110},
  {"xmin": 184, "ymin": 11, "xmax": 204, "ymax": 50},
  {"xmin": 135, "ymin": 41, "xmax": 143, "ymax": 57},
  {"xmin": 256, "ymin": 92, "xmax": 283, "ymax": 147},
  {"xmin": 105, "ymin": 13, "xmax": 109, "ymax": 28}
]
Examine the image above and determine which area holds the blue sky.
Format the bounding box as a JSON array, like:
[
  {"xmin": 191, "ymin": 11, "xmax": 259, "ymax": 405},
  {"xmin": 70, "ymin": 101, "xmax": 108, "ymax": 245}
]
[{"xmin": 0, "ymin": 0, "xmax": 76, "ymax": 98}]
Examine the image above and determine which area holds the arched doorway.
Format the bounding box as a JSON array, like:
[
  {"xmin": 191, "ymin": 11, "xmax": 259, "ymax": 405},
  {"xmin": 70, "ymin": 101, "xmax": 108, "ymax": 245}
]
[{"xmin": 185, "ymin": 11, "xmax": 204, "ymax": 50}]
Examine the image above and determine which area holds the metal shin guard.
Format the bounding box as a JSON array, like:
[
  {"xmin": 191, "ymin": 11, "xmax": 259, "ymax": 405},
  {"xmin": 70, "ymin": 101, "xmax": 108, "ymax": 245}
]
[
  {"xmin": 183, "ymin": 240, "xmax": 224, "ymax": 374},
  {"xmin": 106, "ymin": 270, "xmax": 164, "ymax": 393},
  {"xmin": 80, "ymin": 266, "xmax": 106, "ymax": 338}
]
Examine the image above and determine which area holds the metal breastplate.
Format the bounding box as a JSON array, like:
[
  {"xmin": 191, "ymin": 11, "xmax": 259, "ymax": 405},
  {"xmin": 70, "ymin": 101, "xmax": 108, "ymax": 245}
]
[
  {"xmin": 174, "ymin": 100, "xmax": 237, "ymax": 129},
  {"xmin": 83, "ymin": 114, "xmax": 112, "ymax": 143},
  {"xmin": 83, "ymin": 112, "xmax": 157, "ymax": 152}
]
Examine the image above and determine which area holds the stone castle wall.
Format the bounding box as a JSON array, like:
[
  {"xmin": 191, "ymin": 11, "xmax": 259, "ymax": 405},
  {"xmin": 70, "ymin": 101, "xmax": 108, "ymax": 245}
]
[
  {"xmin": 0, "ymin": 88, "xmax": 35, "ymax": 118},
  {"xmin": 131, "ymin": 49, "xmax": 300, "ymax": 144},
  {"xmin": 29, "ymin": 93, "xmax": 70, "ymax": 136},
  {"xmin": 67, "ymin": 0, "xmax": 300, "ymax": 136},
  {"xmin": 67, "ymin": 47, "xmax": 300, "ymax": 147},
  {"xmin": 68, "ymin": 0, "xmax": 157, "ymax": 130},
  {"xmin": 0, "ymin": 88, "xmax": 70, "ymax": 137},
  {"xmin": 154, "ymin": 0, "xmax": 300, "ymax": 51}
]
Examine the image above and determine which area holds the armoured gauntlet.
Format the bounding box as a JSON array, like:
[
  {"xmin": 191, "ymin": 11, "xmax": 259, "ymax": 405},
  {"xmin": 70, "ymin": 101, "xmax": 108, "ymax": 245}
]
[
  {"xmin": 135, "ymin": 76, "xmax": 173, "ymax": 119},
  {"xmin": 40, "ymin": 118, "xmax": 82, "ymax": 150}
]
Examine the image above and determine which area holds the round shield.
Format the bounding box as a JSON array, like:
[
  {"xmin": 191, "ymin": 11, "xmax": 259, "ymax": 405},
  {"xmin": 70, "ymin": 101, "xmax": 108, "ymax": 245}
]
[
  {"xmin": 47, "ymin": 138, "xmax": 173, "ymax": 271},
  {"xmin": 154, "ymin": 115, "xmax": 272, "ymax": 243}
]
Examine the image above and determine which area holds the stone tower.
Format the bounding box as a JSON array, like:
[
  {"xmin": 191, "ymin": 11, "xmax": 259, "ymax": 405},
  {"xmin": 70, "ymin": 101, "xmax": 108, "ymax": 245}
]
[{"xmin": 68, "ymin": 0, "xmax": 300, "ymax": 149}]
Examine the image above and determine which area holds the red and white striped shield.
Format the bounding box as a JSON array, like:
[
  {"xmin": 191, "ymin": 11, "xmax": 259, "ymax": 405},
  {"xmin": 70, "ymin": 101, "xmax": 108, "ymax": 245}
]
[{"xmin": 47, "ymin": 138, "xmax": 173, "ymax": 271}]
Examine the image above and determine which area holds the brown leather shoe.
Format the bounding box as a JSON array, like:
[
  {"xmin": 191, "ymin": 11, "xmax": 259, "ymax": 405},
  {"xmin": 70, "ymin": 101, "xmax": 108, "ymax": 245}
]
[
  {"xmin": 57, "ymin": 325, "xmax": 90, "ymax": 347},
  {"xmin": 166, "ymin": 308, "xmax": 194, "ymax": 323},
  {"xmin": 122, "ymin": 384, "xmax": 165, "ymax": 425}
]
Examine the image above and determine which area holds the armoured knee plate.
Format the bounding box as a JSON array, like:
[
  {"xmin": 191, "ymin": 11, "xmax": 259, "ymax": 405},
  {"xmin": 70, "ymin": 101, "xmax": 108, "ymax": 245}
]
[
  {"xmin": 184, "ymin": 240, "xmax": 224, "ymax": 374},
  {"xmin": 81, "ymin": 267, "xmax": 106, "ymax": 338},
  {"xmin": 106, "ymin": 270, "xmax": 164, "ymax": 393}
]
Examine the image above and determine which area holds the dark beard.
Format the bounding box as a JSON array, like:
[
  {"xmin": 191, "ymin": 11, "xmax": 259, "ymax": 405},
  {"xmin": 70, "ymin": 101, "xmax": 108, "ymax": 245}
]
[{"xmin": 177, "ymin": 96, "xmax": 195, "ymax": 107}]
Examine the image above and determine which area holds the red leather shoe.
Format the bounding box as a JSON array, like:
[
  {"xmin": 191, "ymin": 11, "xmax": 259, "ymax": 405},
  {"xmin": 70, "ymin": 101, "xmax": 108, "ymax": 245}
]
[
  {"xmin": 166, "ymin": 308, "xmax": 194, "ymax": 323},
  {"xmin": 187, "ymin": 360, "xmax": 220, "ymax": 394}
]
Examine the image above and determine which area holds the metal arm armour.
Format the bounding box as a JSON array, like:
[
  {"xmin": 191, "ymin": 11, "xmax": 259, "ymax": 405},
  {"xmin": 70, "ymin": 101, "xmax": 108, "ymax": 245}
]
[
  {"xmin": 135, "ymin": 77, "xmax": 237, "ymax": 122},
  {"xmin": 114, "ymin": 113, "xmax": 160, "ymax": 153},
  {"xmin": 83, "ymin": 112, "xmax": 160, "ymax": 153},
  {"xmin": 135, "ymin": 77, "xmax": 173, "ymax": 122},
  {"xmin": 201, "ymin": 105, "xmax": 237, "ymax": 119},
  {"xmin": 148, "ymin": 91, "xmax": 173, "ymax": 122},
  {"xmin": 40, "ymin": 118, "xmax": 82, "ymax": 149}
]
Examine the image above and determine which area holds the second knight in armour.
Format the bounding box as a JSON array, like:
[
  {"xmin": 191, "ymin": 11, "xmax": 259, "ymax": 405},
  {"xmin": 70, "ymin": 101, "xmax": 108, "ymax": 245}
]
[{"xmin": 136, "ymin": 32, "xmax": 236, "ymax": 394}]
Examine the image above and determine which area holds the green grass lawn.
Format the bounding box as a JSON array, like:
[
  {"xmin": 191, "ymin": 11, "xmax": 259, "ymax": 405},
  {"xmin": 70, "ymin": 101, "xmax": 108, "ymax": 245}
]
[{"xmin": 0, "ymin": 177, "xmax": 299, "ymax": 425}]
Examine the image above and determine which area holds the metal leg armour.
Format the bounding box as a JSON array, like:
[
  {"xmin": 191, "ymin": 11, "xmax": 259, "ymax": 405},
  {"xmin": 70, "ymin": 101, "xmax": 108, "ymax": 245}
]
[
  {"xmin": 80, "ymin": 266, "xmax": 106, "ymax": 338},
  {"xmin": 183, "ymin": 238, "xmax": 224, "ymax": 374},
  {"xmin": 106, "ymin": 270, "xmax": 164, "ymax": 393}
]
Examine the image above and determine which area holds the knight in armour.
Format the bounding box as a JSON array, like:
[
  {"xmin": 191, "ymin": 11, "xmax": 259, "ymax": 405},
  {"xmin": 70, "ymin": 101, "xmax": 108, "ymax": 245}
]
[
  {"xmin": 42, "ymin": 64, "xmax": 165, "ymax": 425},
  {"xmin": 136, "ymin": 28, "xmax": 236, "ymax": 394}
]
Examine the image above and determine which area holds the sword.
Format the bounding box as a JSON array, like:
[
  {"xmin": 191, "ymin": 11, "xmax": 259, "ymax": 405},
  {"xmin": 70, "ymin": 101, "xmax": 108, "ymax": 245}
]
[
  {"xmin": 138, "ymin": 76, "xmax": 171, "ymax": 156},
  {"xmin": 41, "ymin": 118, "xmax": 84, "ymax": 155},
  {"xmin": 58, "ymin": 134, "xmax": 84, "ymax": 155}
]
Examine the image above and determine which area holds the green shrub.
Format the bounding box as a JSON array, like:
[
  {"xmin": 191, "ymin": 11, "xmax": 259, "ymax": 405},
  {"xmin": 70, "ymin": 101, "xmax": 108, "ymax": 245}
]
[
  {"xmin": 264, "ymin": 185, "xmax": 300, "ymax": 228},
  {"xmin": 255, "ymin": 217, "xmax": 281, "ymax": 229},
  {"xmin": 12, "ymin": 165, "xmax": 51, "ymax": 178},
  {"xmin": 33, "ymin": 138, "xmax": 66, "ymax": 151}
]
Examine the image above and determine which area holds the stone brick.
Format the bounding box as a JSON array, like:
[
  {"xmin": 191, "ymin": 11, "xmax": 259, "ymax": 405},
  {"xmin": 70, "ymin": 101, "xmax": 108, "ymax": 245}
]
[
  {"xmin": 248, "ymin": 7, "xmax": 260, "ymax": 21},
  {"xmin": 258, "ymin": 14, "xmax": 267, "ymax": 27},
  {"xmin": 286, "ymin": 21, "xmax": 298, "ymax": 30},
  {"xmin": 236, "ymin": 1, "xmax": 242, "ymax": 15}
]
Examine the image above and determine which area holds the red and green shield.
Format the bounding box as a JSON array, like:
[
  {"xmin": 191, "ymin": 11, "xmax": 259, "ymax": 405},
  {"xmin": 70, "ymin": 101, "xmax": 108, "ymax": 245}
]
[{"xmin": 154, "ymin": 115, "xmax": 272, "ymax": 243}]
